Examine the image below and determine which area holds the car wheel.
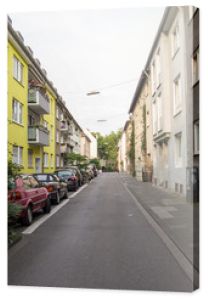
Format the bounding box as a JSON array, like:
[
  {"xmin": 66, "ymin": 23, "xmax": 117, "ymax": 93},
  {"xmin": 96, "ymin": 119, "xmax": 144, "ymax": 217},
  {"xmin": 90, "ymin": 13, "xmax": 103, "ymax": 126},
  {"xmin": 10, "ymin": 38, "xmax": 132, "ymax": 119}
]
[
  {"xmin": 43, "ymin": 197, "xmax": 51, "ymax": 214},
  {"xmin": 55, "ymin": 191, "xmax": 61, "ymax": 205},
  {"xmin": 74, "ymin": 182, "xmax": 78, "ymax": 191},
  {"xmin": 63, "ymin": 189, "xmax": 68, "ymax": 199},
  {"xmin": 22, "ymin": 205, "xmax": 33, "ymax": 226}
]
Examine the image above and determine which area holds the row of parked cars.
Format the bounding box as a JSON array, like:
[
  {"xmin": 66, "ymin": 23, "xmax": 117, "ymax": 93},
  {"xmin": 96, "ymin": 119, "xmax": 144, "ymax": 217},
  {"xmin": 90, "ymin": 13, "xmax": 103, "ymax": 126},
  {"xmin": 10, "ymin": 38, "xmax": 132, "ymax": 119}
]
[{"xmin": 8, "ymin": 165, "xmax": 98, "ymax": 226}]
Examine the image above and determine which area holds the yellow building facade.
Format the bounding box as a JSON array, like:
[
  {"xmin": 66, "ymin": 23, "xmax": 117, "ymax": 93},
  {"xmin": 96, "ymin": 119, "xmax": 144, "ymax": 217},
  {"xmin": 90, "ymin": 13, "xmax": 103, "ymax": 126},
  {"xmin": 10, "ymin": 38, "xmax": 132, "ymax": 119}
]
[{"xmin": 8, "ymin": 26, "xmax": 57, "ymax": 174}]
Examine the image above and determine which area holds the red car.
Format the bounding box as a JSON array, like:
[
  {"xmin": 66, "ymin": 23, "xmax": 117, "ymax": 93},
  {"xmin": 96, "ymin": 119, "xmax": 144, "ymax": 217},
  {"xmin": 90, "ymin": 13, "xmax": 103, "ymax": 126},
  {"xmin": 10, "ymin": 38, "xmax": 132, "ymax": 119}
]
[{"xmin": 8, "ymin": 175, "xmax": 51, "ymax": 226}]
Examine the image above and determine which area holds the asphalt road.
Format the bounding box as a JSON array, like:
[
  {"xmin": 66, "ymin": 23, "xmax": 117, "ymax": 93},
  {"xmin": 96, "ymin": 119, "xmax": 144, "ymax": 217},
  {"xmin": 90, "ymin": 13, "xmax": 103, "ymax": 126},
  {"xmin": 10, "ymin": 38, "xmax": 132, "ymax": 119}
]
[{"xmin": 8, "ymin": 173, "xmax": 193, "ymax": 292}]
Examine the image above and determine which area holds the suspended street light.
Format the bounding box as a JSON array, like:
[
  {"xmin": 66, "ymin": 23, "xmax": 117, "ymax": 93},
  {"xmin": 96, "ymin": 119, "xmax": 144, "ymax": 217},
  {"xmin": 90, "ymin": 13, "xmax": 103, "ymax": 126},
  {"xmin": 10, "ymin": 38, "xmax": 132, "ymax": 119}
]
[{"xmin": 86, "ymin": 91, "xmax": 100, "ymax": 96}]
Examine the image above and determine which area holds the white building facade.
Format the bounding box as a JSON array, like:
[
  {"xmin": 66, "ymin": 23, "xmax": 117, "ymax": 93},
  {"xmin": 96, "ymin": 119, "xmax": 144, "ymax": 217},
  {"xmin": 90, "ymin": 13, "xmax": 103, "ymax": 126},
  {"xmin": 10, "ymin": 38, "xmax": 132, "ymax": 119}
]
[
  {"xmin": 118, "ymin": 131, "xmax": 126, "ymax": 172},
  {"xmin": 147, "ymin": 7, "xmax": 195, "ymax": 196}
]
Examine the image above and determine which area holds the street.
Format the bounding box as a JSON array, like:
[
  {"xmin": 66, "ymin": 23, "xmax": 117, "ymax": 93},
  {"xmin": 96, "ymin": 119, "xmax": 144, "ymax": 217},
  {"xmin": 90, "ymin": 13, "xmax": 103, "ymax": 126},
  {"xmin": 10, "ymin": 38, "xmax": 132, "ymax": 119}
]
[{"xmin": 8, "ymin": 173, "xmax": 194, "ymax": 292}]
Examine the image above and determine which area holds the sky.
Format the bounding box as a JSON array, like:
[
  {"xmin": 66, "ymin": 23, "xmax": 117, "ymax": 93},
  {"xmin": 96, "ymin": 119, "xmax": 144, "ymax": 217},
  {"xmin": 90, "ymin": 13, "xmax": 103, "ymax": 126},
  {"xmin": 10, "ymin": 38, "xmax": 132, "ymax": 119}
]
[{"xmin": 10, "ymin": 7, "xmax": 165, "ymax": 135}]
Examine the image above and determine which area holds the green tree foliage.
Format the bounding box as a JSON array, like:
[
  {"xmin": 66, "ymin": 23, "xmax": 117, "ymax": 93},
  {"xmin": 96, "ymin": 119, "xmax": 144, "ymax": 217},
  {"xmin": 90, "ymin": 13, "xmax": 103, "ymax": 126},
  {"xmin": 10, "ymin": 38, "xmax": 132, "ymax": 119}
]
[
  {"xmin": 64, "ymin": 153, "xmax": 88, "ymax": 167},
  {"xmin": 96, "ymin": 130, "xmax": 122, "ymax": 171},
  {"xmin": 128, "ymin": 121, "xmax": 136, "ymax": 176},
  {"xmin": 89, "ymin": 158, "xmax": 101, "ymax": 169},
  {"xmin": 8, "ymin": 159, "xmax": 23, "ymax": 247}
]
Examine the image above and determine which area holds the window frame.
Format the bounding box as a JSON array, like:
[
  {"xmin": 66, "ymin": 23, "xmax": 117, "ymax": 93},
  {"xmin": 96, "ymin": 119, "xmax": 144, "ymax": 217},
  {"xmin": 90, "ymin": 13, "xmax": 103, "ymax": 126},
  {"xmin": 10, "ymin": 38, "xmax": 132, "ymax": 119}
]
[
  {"xmin": 28, "ymin": 149, "xmax": 33, "ymax": 168},
  {"xmin": 12, "ymin": 99, "xmax": 23, "ymax": 125},
  {"xmin": 175, "ymin": 132, "xmax": 182, "ymax": 167},
  {"xmin": 171, "ymin": 22, "xmax": 180, "ymax": 57},
  {"xmin": 173, "ymin": 74, "xmax": 182, "ymax": 116},
  {"xmin": 43, "ymin": 153, "xmax": 49, "ymax": 168},
  {"xmin": 194, "ymin": 120, "xmax": 199, "ymax": 155},
  {"xmin": 192, "ymin": 48, "xmax": 199, "ymax": 86},
  {"xmin": 13, "ymin": 56, "xmax": 23, "ymax": 83},
  {"xmin": 12, "ymin": 145, "xmax": 23, "ymax": 165}
]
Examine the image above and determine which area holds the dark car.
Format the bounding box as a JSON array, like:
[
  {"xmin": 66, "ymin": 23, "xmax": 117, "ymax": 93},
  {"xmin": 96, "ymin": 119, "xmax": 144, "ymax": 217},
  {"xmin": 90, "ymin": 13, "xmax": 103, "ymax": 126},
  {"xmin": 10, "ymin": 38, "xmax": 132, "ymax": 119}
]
[
  {"xmin": 66, "ymin": 166, "xmax": 84, "ymax": 186},
  {"xmin": 33, "ymin": 173, "xmax": 68, "ymax": 205},
  {"xmin": 8, "ymin": 175, "xmax": 50, "ymax": 226},
  {"xmin": 87, "ymin": 164, "xmax": 98, "ymax": 177},
  {"xmin": 55, "ymin": 169, "xmax": 79, "ymax": 191},
  {"xmin": 80, "ymin": 168, "xmax": 91, "ymax": 183}
]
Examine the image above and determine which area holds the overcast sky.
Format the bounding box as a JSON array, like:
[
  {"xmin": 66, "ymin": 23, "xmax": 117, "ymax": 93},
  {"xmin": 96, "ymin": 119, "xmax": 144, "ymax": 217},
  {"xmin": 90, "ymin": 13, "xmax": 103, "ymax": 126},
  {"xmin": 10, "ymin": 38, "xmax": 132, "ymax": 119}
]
[{"xmin": 10, "ymin": 7, "xmax": 165, "ymax": 135}]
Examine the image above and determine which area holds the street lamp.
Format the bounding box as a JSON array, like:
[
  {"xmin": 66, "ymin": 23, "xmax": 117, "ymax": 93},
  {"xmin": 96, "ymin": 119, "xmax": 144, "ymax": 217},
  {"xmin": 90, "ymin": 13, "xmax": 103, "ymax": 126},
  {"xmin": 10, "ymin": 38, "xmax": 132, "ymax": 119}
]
[{"xmin": 86, "ymin": 91, "xmax": 100, "ymax": 96}]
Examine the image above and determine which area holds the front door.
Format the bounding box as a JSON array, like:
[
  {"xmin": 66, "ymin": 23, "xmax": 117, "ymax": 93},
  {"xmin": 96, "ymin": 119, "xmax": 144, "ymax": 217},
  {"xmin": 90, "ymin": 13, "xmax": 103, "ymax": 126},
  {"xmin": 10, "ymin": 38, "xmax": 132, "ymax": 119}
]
[{"xmin": 35, "ymin": 158, "xmax": 41, "ymax": 173}]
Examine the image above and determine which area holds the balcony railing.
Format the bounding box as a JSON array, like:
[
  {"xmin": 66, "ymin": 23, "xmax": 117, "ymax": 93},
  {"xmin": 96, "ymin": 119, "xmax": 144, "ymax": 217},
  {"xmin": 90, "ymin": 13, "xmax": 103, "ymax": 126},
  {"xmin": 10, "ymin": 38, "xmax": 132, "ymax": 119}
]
[
  {"xmin": 28, "ymin": 126, "xmax": 49, "ymax": 146},
  {"xmin": 60, "ymin": 144, "xmax": 71, "ymax": 153},
  {"xmin": 28, "ymin": 87, "xmax": 50, "ymax": 114}
]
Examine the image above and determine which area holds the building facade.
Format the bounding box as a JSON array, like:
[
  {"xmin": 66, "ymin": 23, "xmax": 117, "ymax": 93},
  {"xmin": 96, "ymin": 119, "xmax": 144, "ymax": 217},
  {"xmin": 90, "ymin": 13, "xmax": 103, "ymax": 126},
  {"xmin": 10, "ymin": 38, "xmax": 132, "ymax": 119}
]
[
  {"xmin": 117, "ymin": 131, "xmax": 126, "ymax": 172},
  {"xmin": 129, "ymin": 72, "xmax": 153, "ymax": 181},
  {"xmin": 8, "ymin": 18, "xmax": 83, "ymax": 173},
  {"xmin": 123, "ymin": 6, "xmax": 199, "ymax": 198}
]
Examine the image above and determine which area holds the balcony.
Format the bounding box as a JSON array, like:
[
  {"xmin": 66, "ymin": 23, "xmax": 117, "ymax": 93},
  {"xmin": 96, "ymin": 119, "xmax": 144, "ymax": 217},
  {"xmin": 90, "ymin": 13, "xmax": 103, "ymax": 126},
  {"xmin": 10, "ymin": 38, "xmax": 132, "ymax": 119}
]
[
  {"xmin": 28, "ymin": 126, "xmax": 49, "ymax": 146},
  {"xmin": 60, "ymin": 123, "xmax": 69, "ymax": 136},
  {"xmin": 28, "ymin": 87, "xmax": 50, "ymax": 114},
  {"xmin": 60, "ymin": 144, "xmax": 71, "ymax": 154}
]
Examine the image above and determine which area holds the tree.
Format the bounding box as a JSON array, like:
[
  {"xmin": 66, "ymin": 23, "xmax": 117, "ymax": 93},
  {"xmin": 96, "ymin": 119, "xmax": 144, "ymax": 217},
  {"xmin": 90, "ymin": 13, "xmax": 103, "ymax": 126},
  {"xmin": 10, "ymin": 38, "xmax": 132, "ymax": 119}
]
[
  {"xmin": 64, "ymin": 153, "xmax": 88, "ymax": 167},
  {"xmin": 96, "ymin": 129, "xmax": 122, "ymax": 171}
]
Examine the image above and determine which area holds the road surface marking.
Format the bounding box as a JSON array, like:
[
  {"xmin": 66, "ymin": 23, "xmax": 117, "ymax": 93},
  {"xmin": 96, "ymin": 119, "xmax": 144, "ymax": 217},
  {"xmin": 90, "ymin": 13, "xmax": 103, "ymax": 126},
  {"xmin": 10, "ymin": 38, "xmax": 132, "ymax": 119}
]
[
  {"xmin": 23, "ymin": 184, "xmax": 88, "ymax": 235},
  {"xmin": 122, "ymin": 182, "xmax": 198, "ymax": 287}
]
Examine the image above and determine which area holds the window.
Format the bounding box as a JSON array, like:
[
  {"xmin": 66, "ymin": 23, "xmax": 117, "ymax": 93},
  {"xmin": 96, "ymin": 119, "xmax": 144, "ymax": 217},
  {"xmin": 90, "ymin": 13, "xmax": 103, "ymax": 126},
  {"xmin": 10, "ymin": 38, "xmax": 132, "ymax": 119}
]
[
  {"xmin": 28, "ymin": 149, "xmax": 33, "ymax": 168},
  {"xmin": 13, "ymin": 56, "xmax": 23, "ymax": 83},
  {"xmin": 157, "ymin": 94, "xmax": 162, "ymax": 131},
  {"xmin": 151, "ymin": 61, "xmax": 156, "ymax": 94},
  {"xmin": 173, "ymin": 75, "xmax": 182, "ymax": 115},
  {"xmin": 60, "ymin": 135, "xmax": 64, "ymax": 144},
  {"xmin": 172, "ymin": 23, "xmax": 179, "ymax": 56},
  {"xmin": 192, "ymin": 49, "xmax": 199, "ymax": 85},
  {"xmin": 12, "ymin": 146, "xmax": 23, "ymax": 165},
  {"xmin": 28, "ymin": 114, "xmax": 35, "ymax": 126},
  {"xmin": 44, "ymin": 153, "xmax": 48, "ymax": 167},
  {"xmin": 56, "ymin": 155, "xmax": 60, "ymax": 167},
  {"xmin": 152, "ymin": 101, "xmax": 157, "ymax": 134},
  {"xmin": 50, "ymin": 154, "xmax": 54, "ymax": 168},
  {"xmin": 56, "ymin": 107, "xmax": 59, "ymax": 119},
  {"xmin": 175, "ymin": 133, "xmax": 182, "ymax": 167},
  {"xmin": 163, "ymin": 142, "xmax": 168, "ymax": 168},
  {"xmin": 50, "ymin": 125, "xmax": 53, "ymax": 142},
  {"xmin": 156, "ymin": 49, "xmax": 161, "ymax": 87},
  {"xmin": 43, "ymin": 120, "xmax": 48, "ymax": 129},
  {"xmin": 60, "ymin": 158, "xmax": 64, "ymax": 167},
  {"xmin": 194, "ymin": 120, "xmax": 199, "ymax": 154},
  {"xmin": 12, "ymin": 99, "xmax": 23, "ymax": 124},
  {"xmin": 56, "ymin": 131, "xmax": 60, "ymax": 143}
]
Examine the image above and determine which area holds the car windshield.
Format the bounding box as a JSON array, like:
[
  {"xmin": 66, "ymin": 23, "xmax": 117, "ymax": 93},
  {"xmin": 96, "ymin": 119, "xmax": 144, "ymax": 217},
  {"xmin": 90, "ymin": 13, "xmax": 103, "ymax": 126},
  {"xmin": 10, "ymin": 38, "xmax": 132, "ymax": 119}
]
[
  {"xmin": 57, "ymin": 170, "xmax": 74, "ymax": 177},
  {"xmin": 35, "ymin": 175, "xmax": 48, "ymax": 181},
  {"xmin": 52, "ymin": 175, "xmax": 59, "ymax": 181}
]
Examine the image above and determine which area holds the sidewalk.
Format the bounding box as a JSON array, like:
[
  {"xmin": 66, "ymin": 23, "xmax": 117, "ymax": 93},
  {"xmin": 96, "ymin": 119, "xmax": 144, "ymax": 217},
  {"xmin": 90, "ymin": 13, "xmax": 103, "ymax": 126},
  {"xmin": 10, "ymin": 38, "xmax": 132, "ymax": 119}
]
[{"xmin": 119, "ymin": 173, "xmax": 199, "ymax": 271}]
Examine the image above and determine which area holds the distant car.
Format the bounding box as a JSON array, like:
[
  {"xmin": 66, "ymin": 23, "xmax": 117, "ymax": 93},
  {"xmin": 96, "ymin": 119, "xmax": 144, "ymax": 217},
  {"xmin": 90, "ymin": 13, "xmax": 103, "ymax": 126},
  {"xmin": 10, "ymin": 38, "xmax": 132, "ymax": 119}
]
[
  {"xmin": 8, "ymin": 175, "xmax": 50, "ymax": 226},
  {"xmin": 80, "ymin": 168, "xmax": 91, "ymax": 183},
  {"xmin": 33, "ymin": 173, "xmax": 68, "ymax": 204},
  {"xmin": 66, "ymin": 165, "xmax": 84, "ymax": 186},
  {"xmin": 55, "ymin": 169, "xmax": 79, "ymax": 191},
  {"xmin": 85, "ymin": 167, "xmax": 94, "ymax": 180},
  {"xmin": 87, "ymin": 164, "xmax": 98, "ymax": 177}
]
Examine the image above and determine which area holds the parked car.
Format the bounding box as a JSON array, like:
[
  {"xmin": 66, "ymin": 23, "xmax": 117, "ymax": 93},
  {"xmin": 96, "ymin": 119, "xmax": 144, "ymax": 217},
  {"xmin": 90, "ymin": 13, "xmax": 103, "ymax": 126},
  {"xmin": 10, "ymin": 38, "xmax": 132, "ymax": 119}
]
[
  {"xmin": 33, "ymin": 173, "xmax": 68, "ymax": 204},
  {"xmin": 65, "ymin": 165, "xmax": 84, "ymax": 186},
  {"xmin": 8, "ymin": 175, "xmax": 50, "ymax": 226},
  {"xmin": 87, "ymin": 164, "xmax": 98, "ymax": 178},
  {"xmin": 55, "ymin": 169, "xmax": 79, "ymax": 191},
  {"xmin": 79, "ymin": 168, "xmax": 91, "ymax": 183},
  {"xmin": 86, "ymin": 166, "xmax": 94, "ymax": 180}
]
